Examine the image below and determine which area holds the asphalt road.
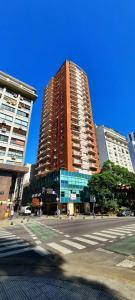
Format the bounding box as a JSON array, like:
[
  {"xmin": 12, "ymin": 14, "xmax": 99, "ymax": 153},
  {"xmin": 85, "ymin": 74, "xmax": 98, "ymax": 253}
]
[
  {"xmin": 0, "ymin": 217, "xmax": 135, "ymax": 299},
  {"xmin": 39, "ymin": 216, "xmax": 135, "ymax": 236}
]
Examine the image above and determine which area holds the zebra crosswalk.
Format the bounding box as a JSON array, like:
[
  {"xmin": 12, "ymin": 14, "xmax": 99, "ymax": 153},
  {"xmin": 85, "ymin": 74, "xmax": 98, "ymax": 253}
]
[
  {"xmin": 46, "ymin": 223, "xmax": 135, "ymax": 255},
  {"xmin": 0, "ymin": 223, "xmax": 135, "ymax": 257},
  {"xmin": 0, "ymin": 228, "xmax": 48, "ymax": 258}
]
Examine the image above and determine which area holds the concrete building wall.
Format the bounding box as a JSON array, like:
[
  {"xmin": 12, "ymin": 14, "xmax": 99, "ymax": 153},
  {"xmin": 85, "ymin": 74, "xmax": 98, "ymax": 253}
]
[
  {"xmin": 37, "ymin": 60, "xmax": 99, "ymax": 176},
  {"xmin": 128, "ymin": 132, "xmax": 135, "ymax": 172},
  {"xmin": 0, "ymin": 173, "xmax": 12, "ymax": 202},
  {"xmin": 96, "ymin": 126, "xmax": 109, "ymax": 168},
  {"xmin": 96, "ymin": 125, "xmax": 134, "ymax": 172}
]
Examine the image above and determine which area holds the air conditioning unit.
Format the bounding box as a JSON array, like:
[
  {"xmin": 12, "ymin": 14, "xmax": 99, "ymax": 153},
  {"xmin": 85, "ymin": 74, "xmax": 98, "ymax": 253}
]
[{"xmin": 2, "ymin": 127, "xmax": 6, "ymax": 133}]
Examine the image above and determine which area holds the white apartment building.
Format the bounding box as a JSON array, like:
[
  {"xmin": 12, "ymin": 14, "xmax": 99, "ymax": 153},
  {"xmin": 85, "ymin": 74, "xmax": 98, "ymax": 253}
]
[
  {"xmin": 96, "ymin": 125, "xmax": 134, "ymax": 172},
  {"xmin": 0, "ymin": 71, "xmax": 37, "ymax": 165},
  {"xmin": 0, "ymin": 71, "xmax": 37, "ymax": 218},
  {"xmin": 128, "ymin": 132, "xmax": 135, "ymax": 172}
]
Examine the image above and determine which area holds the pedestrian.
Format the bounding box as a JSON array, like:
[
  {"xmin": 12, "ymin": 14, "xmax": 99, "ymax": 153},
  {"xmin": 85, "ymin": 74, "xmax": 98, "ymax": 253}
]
[
  {"xmin": 10, "ymin": 208, "xmax": 14, "ymax": 220},
  {"xmin": 57, "ymin": 208, "xmax": 60, "ymax": 217},
  {"xmin": 67, "ymin": 209, "xmax": 70, "ymax": 218}
]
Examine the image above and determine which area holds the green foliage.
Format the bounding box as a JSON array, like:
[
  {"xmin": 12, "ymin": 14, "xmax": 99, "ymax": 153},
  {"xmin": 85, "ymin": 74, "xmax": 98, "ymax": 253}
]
[{"xmin": 88, "ymin": 160, "xmax": 135, "ymax": 212}]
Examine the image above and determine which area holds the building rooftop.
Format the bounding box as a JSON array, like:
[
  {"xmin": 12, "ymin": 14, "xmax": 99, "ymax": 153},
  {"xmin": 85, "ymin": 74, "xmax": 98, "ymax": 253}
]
[{"xmin": 0, "ymin": 71, "xmax": 37, "ymax": 101}]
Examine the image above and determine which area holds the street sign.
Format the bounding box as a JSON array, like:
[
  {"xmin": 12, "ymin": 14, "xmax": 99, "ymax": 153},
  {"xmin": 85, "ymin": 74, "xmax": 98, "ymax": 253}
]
[
  {"xmin": 32, "ymin": 198, "xmax": 40, "ymax": 207},
  {"xmin": 90, "ymin": 195, "xmax": 96, "ymax": 203}
]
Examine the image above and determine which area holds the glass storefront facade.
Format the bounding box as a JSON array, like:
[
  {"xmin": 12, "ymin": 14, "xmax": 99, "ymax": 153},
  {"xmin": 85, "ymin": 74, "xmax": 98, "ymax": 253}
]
[
  {"xmin": 22, "ymin": 169, "xmax": 91, "ymax": 214},
  {"xmin": 60, "ymin": 169, "xmax": 91, "ymax": 203}
]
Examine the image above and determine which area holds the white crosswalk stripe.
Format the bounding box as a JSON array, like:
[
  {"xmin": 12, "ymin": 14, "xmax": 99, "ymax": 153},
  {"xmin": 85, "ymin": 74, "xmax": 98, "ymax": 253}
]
[
  {"xmin": 62, "ymin": 239, "xmax": 86, "ymax": 249},
  {"xmin": 101, "ymin": 230, "xmax": 125, "ymax": 236},
  {"xmin": 0, "ymin": 242, "xmax": 29, "ymax": 252},
  {"xmin": 93, "ymin": 232, "xmax": 117, "ymax": 238},
  {"xmin": 123, "ymin": 225, "xmax": 135, "ymax": 228},
  {"xmin": 0, "ymin": 234, "xmax": 16, "ymax": 239},
  {"xmin": 113, "ymin": 228, "xmax": 133, "ymax": 234},
  {"xmin": 0, "ymin": 232, "xmax": 14, "ymax": 236},
  {"xmin": 47, "ymin": 242, "xmax": 73, "ymax": 254},
  {"xmin": 121, "ymin": 227, "xmax": 135, "ymax": 231},
  {"xmin": 73, "ymin": 237, "xmax": 98, "ymax": 245},
  {"xmin": 0, "ymin": 230, "xmax": 49, "ymax": 258},
  {"xmin": 0, "ymin": 247, "xmax": 34, "ymax": 258},
  {"xmin": 0, "ymin": 240, "xmax": 24, "ymax": 247},
  {"xmin": 83, "ymin": 234, "xmax": 108, "ymax": 242}
]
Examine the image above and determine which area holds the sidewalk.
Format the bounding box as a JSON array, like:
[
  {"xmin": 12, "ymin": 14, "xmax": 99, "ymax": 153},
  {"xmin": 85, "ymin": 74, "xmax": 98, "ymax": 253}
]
[
  {"xmin": 0, "ymin": 214, "xmax": 134, "ymax": 228},
  {"xmin": 0, "ymin": 217, "xmax": 29, "ymax": 228},
  {"xmin": 0, "ymin": 276, "xmax": 127, "ymax": 300}
]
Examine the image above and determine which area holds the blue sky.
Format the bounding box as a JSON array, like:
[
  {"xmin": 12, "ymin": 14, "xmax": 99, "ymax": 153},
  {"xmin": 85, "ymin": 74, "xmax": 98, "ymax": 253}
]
[{"xmin": 1, "ymin": 0, "xmax": 135, "ymax": 164}]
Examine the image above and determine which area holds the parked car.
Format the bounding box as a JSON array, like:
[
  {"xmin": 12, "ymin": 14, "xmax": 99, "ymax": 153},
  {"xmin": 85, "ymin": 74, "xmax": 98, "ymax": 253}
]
[
  {"xmin": 19, "ymin": 206, "xmax": 31, "ymax": 216},
  {"xmin": 117, "ymin": 209, "xmax": 131, "ymax": 217}
]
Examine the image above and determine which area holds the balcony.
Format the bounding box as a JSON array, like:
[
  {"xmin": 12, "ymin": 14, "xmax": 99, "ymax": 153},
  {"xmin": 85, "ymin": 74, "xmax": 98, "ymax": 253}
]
[
  {"xmin": 90, "ymin": 164, "xmax": 98, "ymax": 170},
  {"xmin": 89, "ymin": 156, "xmax": 96, "ymax": 163}
]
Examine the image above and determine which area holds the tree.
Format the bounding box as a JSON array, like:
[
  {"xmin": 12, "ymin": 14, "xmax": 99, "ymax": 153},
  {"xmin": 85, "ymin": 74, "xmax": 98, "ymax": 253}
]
[{"xmin": 88, "ymin": 160, "xmax": 135, "ymax": 212}]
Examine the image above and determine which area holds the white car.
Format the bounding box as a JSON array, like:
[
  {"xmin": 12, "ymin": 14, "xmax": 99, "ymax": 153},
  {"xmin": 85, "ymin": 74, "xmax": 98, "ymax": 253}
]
[{"xmin": 19, "ymin": 206, "xmax": 31, "ymax": 216}]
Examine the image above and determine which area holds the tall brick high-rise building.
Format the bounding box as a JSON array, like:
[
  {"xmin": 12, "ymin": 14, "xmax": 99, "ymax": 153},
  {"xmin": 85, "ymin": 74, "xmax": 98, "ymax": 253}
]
[{"xmin": 37, "ymin": 61, "xmax": 99, "ymax": 176}]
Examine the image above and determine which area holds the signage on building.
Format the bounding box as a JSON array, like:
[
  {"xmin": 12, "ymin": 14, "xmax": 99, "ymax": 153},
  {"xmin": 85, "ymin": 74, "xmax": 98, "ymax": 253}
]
[{"xmin": 70, "ymin": 193, "xmax": 77, "ymax": 200}]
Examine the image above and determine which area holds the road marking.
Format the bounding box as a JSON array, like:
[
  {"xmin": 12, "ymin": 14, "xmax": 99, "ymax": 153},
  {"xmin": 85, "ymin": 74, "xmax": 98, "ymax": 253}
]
[
  {"xmin": 47, "ymin": 242, "xmax": 73, "ymax": 254},
  {"xmin": 34, "ymin": 246, "xmax": 49, "ymax": 256},
  {"xmin": 0, "ymin": 232, "xmax": 12, "ymax": 236},
  {"xmin": 64, "ymin": 235, "xmax": 70, "ymax": 238},
  {"xmin": 0, "ymin": 240, "xmax": 24, "ymax": 247},
  {"xmin": 35, "ymin": 240, "xmax": 41, "ymax": 245},
  {"xmin": 0, "ymin": 231, "xmax": 9, "ymax": 234},
  {"xmin": 0, "ymin": 234, "xmax": 16, "ymax": 239},
  {"xmin": 93, "ymin": 232, "xmax": 116, "ymax": 239},
  {"xmin": 83, "ymin": 234, "xmax": 108, "ymax": 242},
  {"xmin": 0, "ymin": 246, "xmax": 34, "ymax": 257},
  {"xmin": 73, "ymin": 237, "xmax": 98, "ymax": 245},
  {"xmin": 117, "ymin": 259, "xmax": 135, "ymax": 269},
  {"xmin": 102, "ymin": 230, "xmax": 125, "ymax": 236},
  {"xmin": 111, "ymin": 229, "xmax": 132, "ymax": 234},
  {"xmin": 96, "ymin": 248, "xmax": 114, "ymax": 254},
  {"xmin": 0, "ymin": 237, "xmax": 19, "ymax": 241},
  {"xmin": 121, "ymin": 227, "xmax": 135, "ymax": 231},
  {"xmin": 62, "ymin": 239, "xmax": 86, "ymax": 249},
  {"xmin": 0, "ymin": 242, "xmax": 29, "ymax": 252}
]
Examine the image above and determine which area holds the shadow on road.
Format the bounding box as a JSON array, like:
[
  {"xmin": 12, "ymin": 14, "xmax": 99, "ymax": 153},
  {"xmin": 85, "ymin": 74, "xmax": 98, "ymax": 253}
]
[{"xmin": 0, "ymin": 236, "xmax": 128, "ymax": 299}]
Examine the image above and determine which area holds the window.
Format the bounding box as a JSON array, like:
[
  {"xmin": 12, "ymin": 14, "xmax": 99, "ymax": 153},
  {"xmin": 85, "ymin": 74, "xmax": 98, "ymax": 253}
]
[
  {"xmin": 0, "ymin": 112, "xmax": 13, "ymax": 122},
  {"xmin": 1, "ymin": 104, "xmax": 15, "ymax": 113},
  {"xmin": 17, "ymin": 110, "xmax": 29, "ymax": 118},
  {"xmin": 0, "ymin": 135, "xmax": 8, "ymax": 142},
  {"xmin": 11, "ymin": 138, "xmax": 25, "ymax": 146},
  {"xmin": 8, "ymin": 149, "xmax": 23, "ymax": 158},
  {"xmin": 61, "ymin": 191, "xmax": 65, "ymax": 197},
  {"xmin": 15, "ymin": 118, "xmax": 28, "ymax": 127}
]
